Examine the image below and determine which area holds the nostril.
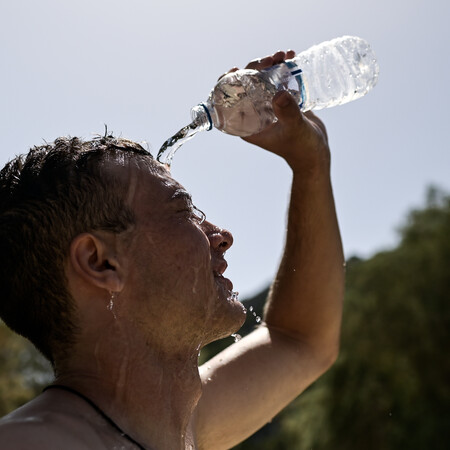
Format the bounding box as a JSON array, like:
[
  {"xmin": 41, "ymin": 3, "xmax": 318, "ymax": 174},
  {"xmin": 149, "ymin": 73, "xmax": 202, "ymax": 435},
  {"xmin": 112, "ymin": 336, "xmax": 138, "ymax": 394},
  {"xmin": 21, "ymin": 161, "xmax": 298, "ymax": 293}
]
[
  {"xmin": 220, "ymin": 229, "xmax": 233, "ymax": 249},
  {"xmin": 209, "ymin": 230, "xmax": 233, "ymax": 251}
]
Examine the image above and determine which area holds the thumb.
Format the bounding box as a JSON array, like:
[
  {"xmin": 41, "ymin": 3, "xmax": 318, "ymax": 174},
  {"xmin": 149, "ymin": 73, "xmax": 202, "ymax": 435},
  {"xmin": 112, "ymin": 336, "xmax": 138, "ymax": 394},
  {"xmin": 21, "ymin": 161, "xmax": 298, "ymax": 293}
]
[{"xmin": 272, "ymin": 90, "xmax": 302, "ymax": 124}]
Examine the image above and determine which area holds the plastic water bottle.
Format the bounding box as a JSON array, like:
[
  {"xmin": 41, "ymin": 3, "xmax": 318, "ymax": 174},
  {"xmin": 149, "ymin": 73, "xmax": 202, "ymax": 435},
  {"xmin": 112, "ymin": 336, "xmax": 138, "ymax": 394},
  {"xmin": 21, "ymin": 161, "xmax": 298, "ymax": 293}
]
[
  {"xmin": 156, "ymin": 36, "xmax": 379, "ymax": 165},
  {"xmin": 191, "ymin": 36, "xmax": 379, "ymax": 137}
]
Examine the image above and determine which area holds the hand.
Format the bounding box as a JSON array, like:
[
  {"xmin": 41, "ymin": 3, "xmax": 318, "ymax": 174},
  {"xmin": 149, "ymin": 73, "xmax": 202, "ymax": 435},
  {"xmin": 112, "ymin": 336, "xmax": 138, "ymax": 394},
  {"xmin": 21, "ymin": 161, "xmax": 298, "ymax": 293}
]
[{"xmin": 234, "ymin": 51, "xmax": 331, "ymax": 175}]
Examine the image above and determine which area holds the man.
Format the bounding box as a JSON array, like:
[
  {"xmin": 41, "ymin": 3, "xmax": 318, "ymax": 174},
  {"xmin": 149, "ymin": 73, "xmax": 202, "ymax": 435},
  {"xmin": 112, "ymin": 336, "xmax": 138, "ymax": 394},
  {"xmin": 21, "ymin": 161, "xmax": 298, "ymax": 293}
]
[{"xmin": 0, "ymin": 51, "xmax": 344, "ymax": 449}]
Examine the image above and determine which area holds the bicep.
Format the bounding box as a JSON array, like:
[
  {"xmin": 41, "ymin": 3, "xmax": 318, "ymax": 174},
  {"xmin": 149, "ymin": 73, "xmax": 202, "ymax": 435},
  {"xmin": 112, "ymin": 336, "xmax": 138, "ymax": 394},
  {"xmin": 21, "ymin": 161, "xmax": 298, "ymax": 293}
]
[{"xmin": 194, "ymin": 326, "xmax": 329, "ymax": 450}]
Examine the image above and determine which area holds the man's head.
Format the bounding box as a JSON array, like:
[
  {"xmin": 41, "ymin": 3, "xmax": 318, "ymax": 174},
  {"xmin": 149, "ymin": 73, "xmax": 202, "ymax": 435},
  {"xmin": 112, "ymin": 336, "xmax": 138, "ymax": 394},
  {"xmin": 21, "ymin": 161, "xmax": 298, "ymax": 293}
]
[
  {"xmin": 0, "ymin": 135, "xmax": 151, "ymax": 367},
  {"xmin": 0, "ymin": 134, "xmax": 246, "ymax": 370},
  {"xmin": 108, "ymin": 158, "xmax": 246, "ymax": 353}
]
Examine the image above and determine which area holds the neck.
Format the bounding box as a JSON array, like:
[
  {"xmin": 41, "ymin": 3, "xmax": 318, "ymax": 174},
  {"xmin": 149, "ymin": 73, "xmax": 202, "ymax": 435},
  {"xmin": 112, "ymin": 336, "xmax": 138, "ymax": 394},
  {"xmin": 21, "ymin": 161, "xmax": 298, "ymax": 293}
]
[{"xmin": 55, "ymin": 317, "xmax": 203, "ymax": 450}]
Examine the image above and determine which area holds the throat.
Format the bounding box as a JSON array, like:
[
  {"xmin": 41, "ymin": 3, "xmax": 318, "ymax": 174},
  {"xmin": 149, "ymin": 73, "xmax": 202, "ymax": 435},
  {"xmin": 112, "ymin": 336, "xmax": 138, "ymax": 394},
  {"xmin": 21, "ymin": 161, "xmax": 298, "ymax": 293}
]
[{"xmin": 54, "ymin": 342, "xmax": 203, "ymax": 450}]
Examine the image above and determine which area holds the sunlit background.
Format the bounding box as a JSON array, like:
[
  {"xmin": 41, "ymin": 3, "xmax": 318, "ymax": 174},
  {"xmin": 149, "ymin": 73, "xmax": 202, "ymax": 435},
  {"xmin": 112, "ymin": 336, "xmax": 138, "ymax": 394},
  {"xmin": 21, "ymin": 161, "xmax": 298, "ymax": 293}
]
[{"xmin": 1, "ymin": 0, "xmax": 449, "ymax": 299}]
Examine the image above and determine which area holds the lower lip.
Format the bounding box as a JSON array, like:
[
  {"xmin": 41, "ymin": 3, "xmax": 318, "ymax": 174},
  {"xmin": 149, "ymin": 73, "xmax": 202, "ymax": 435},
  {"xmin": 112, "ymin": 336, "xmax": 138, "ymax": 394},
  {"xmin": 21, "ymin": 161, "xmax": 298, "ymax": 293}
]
[{"xmin": 215, "ymin": 274, "xmax": 233, "ymax": 292}]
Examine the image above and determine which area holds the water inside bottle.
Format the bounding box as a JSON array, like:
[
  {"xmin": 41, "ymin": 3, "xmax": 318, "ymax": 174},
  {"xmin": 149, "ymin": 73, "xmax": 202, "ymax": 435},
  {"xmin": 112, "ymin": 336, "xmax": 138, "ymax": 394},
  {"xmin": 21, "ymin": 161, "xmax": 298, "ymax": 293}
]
[
  {"xmin": 211, "ymin": 70, "xmax": 278, "ymax": 137},
  {"xmin": 157, "ymin": 119, "xmax": 203, "ymax": 167}
]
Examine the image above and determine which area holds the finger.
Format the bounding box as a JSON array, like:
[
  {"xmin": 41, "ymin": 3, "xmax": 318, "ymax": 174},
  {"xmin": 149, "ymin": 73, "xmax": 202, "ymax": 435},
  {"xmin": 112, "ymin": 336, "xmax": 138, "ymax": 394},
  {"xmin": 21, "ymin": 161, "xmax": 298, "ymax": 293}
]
[
  {"xmin": 271, "ymin": 51, "xmax": 286, "ymax": 65},
  {"xmin": 286, "ymin": 49, "xmax": 296, "ymax": 60},
  {"xmin": 217, "ymin": 67, "xmax": 239, "ymax": 81},
  {"xmin": 245, "ymin": 56, "xmax": 273, "ymax": 71},
  {"xmin": 246, "ymin": 49, "xmax": 295, "ymax": 71},
  {"xmin": 272, "ymin": 91, "xmax": 302, "ymax": 124}
]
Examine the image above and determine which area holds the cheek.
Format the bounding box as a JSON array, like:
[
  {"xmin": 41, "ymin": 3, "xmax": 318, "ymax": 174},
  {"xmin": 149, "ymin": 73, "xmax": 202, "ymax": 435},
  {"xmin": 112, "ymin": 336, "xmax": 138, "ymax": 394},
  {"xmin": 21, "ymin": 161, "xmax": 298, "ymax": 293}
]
[
  {"xmin": 124, "ymin": 221, "xmax": 214, "ymax": 292},
  {"xmin": 173, "ymin": 239, "xmax": 214, "ymax": 294},
  {"xmin": 144, "ymin": 230, "xmax": 212, "ymax": 287}
]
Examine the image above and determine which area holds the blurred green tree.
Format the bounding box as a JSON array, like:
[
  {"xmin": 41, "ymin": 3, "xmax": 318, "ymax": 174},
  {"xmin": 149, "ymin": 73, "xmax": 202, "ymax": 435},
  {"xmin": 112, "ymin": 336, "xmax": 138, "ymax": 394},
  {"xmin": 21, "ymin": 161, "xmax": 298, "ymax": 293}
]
[
  {"xmin": 0, "ymin": 323, "xmax": 52, "ymax": 417},
  {"xmin": 233, "ymin": 186, "xmax": 450, "ymax": 449}
]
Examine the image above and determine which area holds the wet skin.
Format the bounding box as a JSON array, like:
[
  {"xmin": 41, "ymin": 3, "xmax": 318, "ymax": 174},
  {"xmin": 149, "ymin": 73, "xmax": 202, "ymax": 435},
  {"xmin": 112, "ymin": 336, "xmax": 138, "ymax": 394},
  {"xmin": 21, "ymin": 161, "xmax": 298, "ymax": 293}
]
[{"xmin": 0, "ymin": 49, "xmax": 344, "ymax": 450}]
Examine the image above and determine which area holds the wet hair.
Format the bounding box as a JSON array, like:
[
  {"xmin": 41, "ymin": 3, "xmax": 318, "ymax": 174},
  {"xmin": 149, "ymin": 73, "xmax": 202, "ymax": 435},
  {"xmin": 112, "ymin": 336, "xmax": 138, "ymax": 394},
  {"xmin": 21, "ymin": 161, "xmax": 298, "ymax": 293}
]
[{"xmin": 0, "ymin": 134, "xmax": 152, "ymax": 369}]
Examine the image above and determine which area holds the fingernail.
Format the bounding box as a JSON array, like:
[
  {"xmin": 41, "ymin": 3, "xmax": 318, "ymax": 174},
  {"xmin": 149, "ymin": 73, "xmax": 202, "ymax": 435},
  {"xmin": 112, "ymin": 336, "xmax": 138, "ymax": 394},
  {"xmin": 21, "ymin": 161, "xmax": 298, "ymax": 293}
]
[{"xmin": 274, "ymin": 91, "xmax": 290, "ymax": 107}]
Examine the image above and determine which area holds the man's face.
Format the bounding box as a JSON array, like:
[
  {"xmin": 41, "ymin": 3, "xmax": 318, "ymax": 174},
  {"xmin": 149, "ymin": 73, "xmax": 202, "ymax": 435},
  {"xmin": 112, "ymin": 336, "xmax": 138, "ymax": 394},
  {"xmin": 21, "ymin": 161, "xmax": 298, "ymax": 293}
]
[{"xmin": 115, "ymin": 158, "xmax": 246, "ymax": 349}]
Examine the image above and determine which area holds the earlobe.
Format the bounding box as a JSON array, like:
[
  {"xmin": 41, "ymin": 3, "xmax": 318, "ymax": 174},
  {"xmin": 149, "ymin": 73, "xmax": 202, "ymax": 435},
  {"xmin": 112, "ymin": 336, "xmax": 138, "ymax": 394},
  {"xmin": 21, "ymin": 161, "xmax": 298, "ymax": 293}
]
[{"xmin": 69, "ymin": 233, "xmax": 124, "ymax": 292}]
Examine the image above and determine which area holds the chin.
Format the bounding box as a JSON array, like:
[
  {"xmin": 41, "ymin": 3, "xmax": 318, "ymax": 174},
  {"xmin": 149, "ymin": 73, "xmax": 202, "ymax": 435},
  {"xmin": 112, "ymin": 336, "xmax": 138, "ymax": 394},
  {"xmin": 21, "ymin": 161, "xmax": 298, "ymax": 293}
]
[{"xmin": 202, "ymin": 297, "xmax": 247, "ymax": 346}]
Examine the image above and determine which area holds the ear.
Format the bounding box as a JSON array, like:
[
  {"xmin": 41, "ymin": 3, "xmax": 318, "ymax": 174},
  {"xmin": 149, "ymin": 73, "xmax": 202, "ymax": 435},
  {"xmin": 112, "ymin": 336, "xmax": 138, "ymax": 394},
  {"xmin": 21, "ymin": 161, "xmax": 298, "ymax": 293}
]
[{"xmin": 69, "ymin": 232, "xmax": 124, "ymax": 292}]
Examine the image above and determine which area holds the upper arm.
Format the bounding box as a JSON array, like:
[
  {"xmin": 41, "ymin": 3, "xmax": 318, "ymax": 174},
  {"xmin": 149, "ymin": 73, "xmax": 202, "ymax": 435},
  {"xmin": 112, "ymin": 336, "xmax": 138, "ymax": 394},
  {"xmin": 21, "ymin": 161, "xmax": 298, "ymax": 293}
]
[{"xmin": 194, "ymin": 325, "xmax": 334, "ymax": 450}]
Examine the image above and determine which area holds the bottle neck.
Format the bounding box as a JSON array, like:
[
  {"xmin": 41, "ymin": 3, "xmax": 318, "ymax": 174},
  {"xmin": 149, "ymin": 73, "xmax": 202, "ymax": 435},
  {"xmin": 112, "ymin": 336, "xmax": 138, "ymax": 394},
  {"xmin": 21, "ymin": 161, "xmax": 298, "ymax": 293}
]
[{"xmin": 191, "ymin": 103, "xmax": 213, "ymax": 131}]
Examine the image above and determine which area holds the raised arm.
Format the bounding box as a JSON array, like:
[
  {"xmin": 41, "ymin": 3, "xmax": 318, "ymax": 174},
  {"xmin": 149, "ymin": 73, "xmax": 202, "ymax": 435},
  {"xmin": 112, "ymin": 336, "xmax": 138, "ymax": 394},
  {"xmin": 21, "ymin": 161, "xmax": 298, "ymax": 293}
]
[
  {"xmin": 195, "ymin": 53, "xmax": 345, "ymax": 450},
  {"xmin": 252, "ymin": 94, "xmax": 344, "ymax": 364}
]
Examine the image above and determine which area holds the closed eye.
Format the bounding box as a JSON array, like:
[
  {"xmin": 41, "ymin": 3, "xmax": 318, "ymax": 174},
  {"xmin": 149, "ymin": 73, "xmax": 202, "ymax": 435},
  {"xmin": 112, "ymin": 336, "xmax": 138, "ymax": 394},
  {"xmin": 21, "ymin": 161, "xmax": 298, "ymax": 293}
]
[
  {"xmin": 172, "ymin": 189, "xmax": 206, "ymax": 224},
  {"xmin": 191, "ymin": 205, "xmax": 206, "ymax": 224},
  {"xmin": 176, "ymin": 205, "xmax": 206, "ymax": 224}
]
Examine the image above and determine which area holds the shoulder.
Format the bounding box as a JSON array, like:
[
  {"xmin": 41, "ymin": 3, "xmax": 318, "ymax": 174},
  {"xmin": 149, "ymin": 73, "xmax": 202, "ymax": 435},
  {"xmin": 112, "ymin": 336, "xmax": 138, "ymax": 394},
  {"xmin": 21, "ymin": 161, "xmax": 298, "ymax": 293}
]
[
  {"xmin": 0, "ymin": 409, "xmax": 94, "ymax": 450},
  {"xmin": 0, "ymin": 392, "xmax": 111, "ymax": 450},
  {"xmin": 0, "ymin": 415, "xmax": 61, "ymax": 450}
]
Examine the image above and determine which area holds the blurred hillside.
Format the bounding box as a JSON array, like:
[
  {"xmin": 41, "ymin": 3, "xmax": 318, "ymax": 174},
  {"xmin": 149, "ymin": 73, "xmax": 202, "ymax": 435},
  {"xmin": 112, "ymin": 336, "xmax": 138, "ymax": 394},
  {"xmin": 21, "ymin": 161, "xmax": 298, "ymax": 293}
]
[{"xmin": 1, "ymin": 187, "xmax": 449, "ymax": 449}]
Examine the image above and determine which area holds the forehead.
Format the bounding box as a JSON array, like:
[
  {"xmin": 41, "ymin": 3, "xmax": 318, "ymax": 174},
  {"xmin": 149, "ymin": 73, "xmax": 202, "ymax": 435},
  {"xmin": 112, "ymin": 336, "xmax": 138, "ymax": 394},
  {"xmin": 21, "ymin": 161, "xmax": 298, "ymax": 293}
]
[{"xmin": 108, "ymin": 157, "xmax": 190, "ymax": 214}]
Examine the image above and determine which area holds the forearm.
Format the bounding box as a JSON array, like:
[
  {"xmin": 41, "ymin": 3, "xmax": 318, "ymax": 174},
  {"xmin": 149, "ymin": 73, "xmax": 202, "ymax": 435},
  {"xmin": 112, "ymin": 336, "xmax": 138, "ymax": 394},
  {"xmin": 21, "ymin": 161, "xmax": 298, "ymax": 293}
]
[{"xmin": 264, "ymin": 165, "xmax": 345, "ymax": 362}]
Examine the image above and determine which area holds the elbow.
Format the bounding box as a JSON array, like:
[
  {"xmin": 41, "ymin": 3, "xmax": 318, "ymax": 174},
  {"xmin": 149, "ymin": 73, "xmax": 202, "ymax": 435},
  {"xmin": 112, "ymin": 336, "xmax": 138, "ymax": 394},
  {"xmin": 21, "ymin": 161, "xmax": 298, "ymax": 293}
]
[
  {"xmin": 316, "ymin": 340, "xmax": 340, "ymax": 375},
  {"xmin": 324, "ymin": 345, "xmax": 340, "ymax": 370},
  {"xmin": 304, "ymin": 336, "xmax": 340, "ymax": 379}
]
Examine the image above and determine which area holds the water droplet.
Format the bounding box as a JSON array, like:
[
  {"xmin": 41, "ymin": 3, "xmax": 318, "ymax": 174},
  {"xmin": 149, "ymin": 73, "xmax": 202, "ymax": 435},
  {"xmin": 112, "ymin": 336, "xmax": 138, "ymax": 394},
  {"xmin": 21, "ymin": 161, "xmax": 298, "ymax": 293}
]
[
  {"xmin": 107, "ymin": 293, "xmax": 117, "ymax": 319},
  {"xmin": 231, "ymin": 333, "xmax": 242, "ymax": 342}
]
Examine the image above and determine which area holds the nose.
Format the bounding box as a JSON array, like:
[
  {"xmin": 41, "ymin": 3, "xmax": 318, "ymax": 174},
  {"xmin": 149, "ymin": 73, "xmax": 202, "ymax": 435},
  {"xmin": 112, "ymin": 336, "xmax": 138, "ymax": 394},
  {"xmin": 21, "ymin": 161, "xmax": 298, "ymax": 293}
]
[{"xmin": 205, "ymin": 222, "xmax": 234, "ymax": 252}]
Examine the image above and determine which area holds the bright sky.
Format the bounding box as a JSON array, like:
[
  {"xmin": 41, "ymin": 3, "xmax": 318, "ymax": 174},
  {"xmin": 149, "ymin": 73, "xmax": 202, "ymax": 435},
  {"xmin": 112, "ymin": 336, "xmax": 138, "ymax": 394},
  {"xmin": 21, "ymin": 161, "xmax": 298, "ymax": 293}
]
[{"xmin": 1, "ymin": 0, "xmax": 449, "ymax": 298}]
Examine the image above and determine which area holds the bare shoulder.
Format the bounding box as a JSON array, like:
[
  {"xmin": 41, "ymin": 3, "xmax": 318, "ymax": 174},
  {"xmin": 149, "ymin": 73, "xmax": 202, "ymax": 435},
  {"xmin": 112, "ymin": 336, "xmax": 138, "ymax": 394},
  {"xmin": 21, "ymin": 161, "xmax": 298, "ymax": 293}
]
[
  {"xmin": 0, "ymin": 390, "xmax": 130, "ymax": 450},
  {"xmin": 0, "ymin": 412, "xmax": 62, "ymax": 450},
  {"xmin": 0, "ymin": 395, "xmax": 90, "ymax": 450}
]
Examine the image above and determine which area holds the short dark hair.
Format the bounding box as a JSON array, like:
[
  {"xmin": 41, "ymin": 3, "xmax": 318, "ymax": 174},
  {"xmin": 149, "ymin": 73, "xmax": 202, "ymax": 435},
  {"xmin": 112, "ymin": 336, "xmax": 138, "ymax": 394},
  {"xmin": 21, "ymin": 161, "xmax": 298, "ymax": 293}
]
[{"xmin": 0, "ymin": 135, "xmax": 152, "ymax": 369}]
